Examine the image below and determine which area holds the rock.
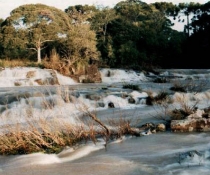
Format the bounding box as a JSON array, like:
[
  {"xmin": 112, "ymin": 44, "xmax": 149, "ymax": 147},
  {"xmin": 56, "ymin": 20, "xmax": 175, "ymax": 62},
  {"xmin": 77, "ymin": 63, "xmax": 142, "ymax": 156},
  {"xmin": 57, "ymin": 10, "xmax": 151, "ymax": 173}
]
[
  {"xmin": 14, "ymin": 81, "xmax": 22, "ymax": 86},
  {"xmin": 85, "ymin": 94, "xmax": 101, "ymax": 101},
  {"xmin": 171, "ymin": 118, "xmax": 210, "ymax": 132},
  {"xmin": 44, "ymin": 77, "xmax": 59, "ymax": 85},
  {"xmin": 77, "ymin": 65, "xmax": 102, "ymax": 83},
  {"xmin": 140, "ymin": 129, "xmax": 152, "ymax": 136},
  {"xmin": 79, "ymin": 75, "xmax": 88, "ymax": 83},
  {"xmin": 128, "ymin": 97, "xmax": 135, "ymax": 104},
  {"xmin": 171, "ymin": 109, "xmax": 210, "ymax": 132},
  {"xmin": 108, "ymin": 102, "xmax": 115, "ymax": 108},
  {"xmin": 139, "ymin": 123, "xmax": 156, "ymax": 134},
  {"xmin": 187, "ymin": 109, "xmax": 204, "ymax": 119},
  {"xmin": 26, "ymin": 71, "xmax": 36, "ymax": 78},
  {"xmin": 97, "ymin": 102, "xmax": 105, "ymax": 108},
  {"xmin": 35, "ymin": 79, "xmax": 44, "ymax": 85},
  {"xmin": 156, "ymin": 123, "xmax": 166, "ymax": 132},
  {"xmin": 129, "ymin": 128, "xmax": 141, "ymax": 137},
  {"xmin": 70, "ymin": 91, "xmax": 80, "ymax": 98}
]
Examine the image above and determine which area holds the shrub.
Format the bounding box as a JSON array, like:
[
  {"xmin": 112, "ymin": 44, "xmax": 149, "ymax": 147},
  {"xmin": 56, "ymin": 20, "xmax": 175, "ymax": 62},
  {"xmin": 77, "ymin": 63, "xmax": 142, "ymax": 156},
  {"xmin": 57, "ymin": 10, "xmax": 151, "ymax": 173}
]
[
  {"xmin": 153, "ymin": 77, "xmax": 169, "ymax": 83},
  {"xmin": 122, "ymin": 84, "xmax": 140, "ymax": 90},
  {"xmin": 146, "ymin": 91, "xmax": 170, "ymax": 105},
  {"xmin": 0, "ymin": 87, "xmax": 139, "ymax": 155},
  {"xmin": 170, "ymin": 79, "xmax": 208, "ymax": 93},
  {"xmin": 169, "ymin": 93, "xmax": 198, "ymax": 120}
]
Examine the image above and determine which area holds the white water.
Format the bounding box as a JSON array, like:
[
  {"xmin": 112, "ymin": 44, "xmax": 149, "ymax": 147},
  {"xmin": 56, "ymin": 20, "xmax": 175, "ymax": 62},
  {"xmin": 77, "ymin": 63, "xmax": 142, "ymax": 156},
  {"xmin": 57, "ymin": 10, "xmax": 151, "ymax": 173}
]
[{"xmin": 0, "ymin": 68, "xmax": 210, "ymax": 175}]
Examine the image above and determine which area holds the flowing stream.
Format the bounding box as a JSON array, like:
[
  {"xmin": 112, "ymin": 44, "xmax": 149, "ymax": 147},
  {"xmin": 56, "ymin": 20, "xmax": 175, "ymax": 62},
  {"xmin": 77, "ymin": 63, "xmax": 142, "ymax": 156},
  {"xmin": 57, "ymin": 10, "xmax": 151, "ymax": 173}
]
[
  {"xmin": 0, "ymin": 68, "xmax": 210, "ymax": 175},
  {"xmin": 0, "ymin": 132, "xmax": 210, "ymax": 175}
]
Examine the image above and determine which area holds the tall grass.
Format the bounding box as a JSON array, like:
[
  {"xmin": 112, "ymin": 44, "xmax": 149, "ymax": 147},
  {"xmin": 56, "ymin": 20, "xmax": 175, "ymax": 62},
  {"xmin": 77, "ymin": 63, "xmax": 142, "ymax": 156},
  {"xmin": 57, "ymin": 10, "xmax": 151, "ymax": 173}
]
[
  {"xmin": 0, "ymin": 87, "xmax": 137, "ymax": 155},
  {"xmin": 0, "ymin": 59, "xmax": 45, "ymax": 68}
]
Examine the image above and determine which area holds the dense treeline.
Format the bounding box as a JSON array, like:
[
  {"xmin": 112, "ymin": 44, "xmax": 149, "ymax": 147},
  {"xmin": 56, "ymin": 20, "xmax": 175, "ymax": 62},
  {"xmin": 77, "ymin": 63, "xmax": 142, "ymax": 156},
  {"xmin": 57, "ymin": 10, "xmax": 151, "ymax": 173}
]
[{"xmin": 0, "ymin": 0, "xmax": 210, "ymax": 72}]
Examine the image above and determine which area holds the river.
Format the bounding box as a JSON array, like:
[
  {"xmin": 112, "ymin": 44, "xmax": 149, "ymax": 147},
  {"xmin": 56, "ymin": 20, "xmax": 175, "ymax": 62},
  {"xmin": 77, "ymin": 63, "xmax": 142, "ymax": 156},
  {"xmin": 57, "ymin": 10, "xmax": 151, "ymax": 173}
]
[{"xmin": 0, "ymin": 68, "xmax": 210, "ymax": 175}]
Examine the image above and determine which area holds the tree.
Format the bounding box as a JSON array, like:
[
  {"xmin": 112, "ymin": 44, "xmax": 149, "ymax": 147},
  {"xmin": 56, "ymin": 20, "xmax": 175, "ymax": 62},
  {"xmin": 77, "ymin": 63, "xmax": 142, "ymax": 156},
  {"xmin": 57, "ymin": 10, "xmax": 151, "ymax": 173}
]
[
  {"xmin": 1, "ymin": 4, "xmax": 71, "ymax": 62},
  {"xmin": 107, "ymin": 0, "xmax": 178, "ymax": 68},
  {"xmin": 61, "ymin": 5, "xmax": 100, "ymax": 74},
  {"xmin": 0, "ymin": 18, "xmax": 4, "ymax": 57},
  {"xmin": 181, "ymin": 2, "xmax": 210, "ymax": 68},
  {"xmin": 65, "ymin": 5, "xmax": 97, "ymax": 24},
  {"xmin": 90, "ymin": 6, "xmax": 117, "ymax": 65}
]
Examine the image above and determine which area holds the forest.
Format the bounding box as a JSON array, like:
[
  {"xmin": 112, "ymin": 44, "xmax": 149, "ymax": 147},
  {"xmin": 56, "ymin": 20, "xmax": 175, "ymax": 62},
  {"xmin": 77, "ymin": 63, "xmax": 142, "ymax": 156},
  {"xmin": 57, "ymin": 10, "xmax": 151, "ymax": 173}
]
[{"xmin": 0, "ymin": 0, "xmax": 209, "ymax": 75}]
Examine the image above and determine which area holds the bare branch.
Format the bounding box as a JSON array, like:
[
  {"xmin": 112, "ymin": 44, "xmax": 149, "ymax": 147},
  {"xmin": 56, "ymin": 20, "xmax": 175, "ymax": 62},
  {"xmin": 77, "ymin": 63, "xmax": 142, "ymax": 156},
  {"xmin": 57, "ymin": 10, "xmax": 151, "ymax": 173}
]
[
  {"xmin": 40, "ymin": 40, "xmax": 54, "ymax": 44},
  {"xmin": 27, "ymin": 48, "xmax": 37, "ymax": 51}
]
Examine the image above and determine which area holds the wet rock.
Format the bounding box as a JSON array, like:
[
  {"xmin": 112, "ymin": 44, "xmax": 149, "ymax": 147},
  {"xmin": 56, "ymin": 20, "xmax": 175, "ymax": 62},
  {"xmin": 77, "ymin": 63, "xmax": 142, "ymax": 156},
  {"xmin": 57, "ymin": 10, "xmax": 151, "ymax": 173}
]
[
  {"xmin": 35, "ymin": 79, "xmax": 44, "ymax": 85},
  {"xmin": 139, "ymin": 123, "xmax": 156, "ymax": 134},
  {"xmin": 128, "ymin": 97, "xmax": 135, "ymax": 104},
  {"xmin": 85, "ymin": 94, "xmax": 101, "ymax": 101},
  {"xmin": 171, "ymin": 118, "xmax": 210, "ymax": 132},
  {"xmin": 187, "ymin": 109, "xmax": 204, "ymax": 119},
  {"xmin": 70, "ymin": 91, "xmax": 80, "ymax": 98},
  {"xmin": 108, "ymin": 102, "xmax": 115, "ymax": 108},
  {"xmin": 129, "ymin": 128, "xmax": 141, "ymax": 137},
  {"xmin": 97, "ymin": 102, "xmax": 105, "ymax": 108},
  {"xmin": 77, "ymin": 65, "xmax": 102, "ymax": 83},
  {"xmin": 156, "ymin": 123, "xmax": 166, "ymax": 132},
  {"xmin": 14, "ymin": 81, "xmax": 22, "ymax": 86},
  {"xmin": 44, "ymin": 77, "xmax": 59, "ymax": 85},
  {"xmin": 0, "ymin": 93, "xmax": 30, "ymax": 105},
  {"xmin": 146, "ymin": 96, "xmax": 153, "ymax": 105},
  {"xmin": 140, "ymin": 129, "xmax": 152, "ymax": 136},
  {"xmin": 79, "ymin": 75, "xmax": 88, "ymax": 83},
  {"xmin": 177, "ymin": 150, "xmax": 204, "ymax": 165},
  {"xmin": 171, "ymin": 109, "xmax": 210, "ymax": 132},
  {"xmin": 26, "ymin": 71, "xmax": 36, "ymax": 78}
]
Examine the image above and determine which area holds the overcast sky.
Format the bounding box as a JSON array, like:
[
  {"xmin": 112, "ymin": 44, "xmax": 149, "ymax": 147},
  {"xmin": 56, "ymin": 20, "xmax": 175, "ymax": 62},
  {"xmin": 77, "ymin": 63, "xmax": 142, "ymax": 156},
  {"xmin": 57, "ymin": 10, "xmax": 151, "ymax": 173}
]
[{"xmin": 0, "ymin": 0, "xmax": 208, "ymax": 20}]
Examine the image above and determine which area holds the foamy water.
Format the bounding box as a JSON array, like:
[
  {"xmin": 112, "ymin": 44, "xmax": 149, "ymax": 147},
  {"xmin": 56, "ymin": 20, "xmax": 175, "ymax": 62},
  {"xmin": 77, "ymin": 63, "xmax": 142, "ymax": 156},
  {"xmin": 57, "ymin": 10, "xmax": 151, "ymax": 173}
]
[
  {"xmin": 1, "ymin": 133, "xmax": 210, "ymax": 175},
  {"xmin": 0, "ymin": 69, "xmax": 210, "ymax": 175}
]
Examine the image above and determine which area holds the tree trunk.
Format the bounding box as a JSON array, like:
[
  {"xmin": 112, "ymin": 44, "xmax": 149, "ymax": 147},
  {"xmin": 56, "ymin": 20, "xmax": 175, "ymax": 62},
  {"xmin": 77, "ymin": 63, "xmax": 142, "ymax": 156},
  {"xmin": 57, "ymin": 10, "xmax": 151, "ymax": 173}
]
[
  {"xmin": 187, "ymin": 13, "xmax": 190, "ymax": 37},
  {"xmin": 37, "ymin": 47, "xmax": 41, "ymax": 63}
]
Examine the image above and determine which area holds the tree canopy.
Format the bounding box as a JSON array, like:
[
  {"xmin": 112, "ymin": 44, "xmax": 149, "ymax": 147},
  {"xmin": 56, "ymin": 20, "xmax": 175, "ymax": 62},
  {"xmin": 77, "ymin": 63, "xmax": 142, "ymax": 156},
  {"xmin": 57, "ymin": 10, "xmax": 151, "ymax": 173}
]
[{"xmin": 0, "ymin": 1, "xmax": 209, "ymax": 70}]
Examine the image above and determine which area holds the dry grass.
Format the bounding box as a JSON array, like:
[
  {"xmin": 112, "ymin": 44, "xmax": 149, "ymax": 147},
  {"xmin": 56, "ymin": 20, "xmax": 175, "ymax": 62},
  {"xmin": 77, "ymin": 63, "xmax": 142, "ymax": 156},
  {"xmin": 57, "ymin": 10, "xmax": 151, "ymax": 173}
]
[
  {"xmin": 0, "ymin": 59, "xmax": 28, "ymax": 67},
  {"xmin": 169, "ymin": 94, "xmax": 199, "ymax": 120},
  {"xmin": 0, "ymin": 59, "xmax": 45, "ymax": 69},
  {"xmin": 170, "ymin": 79, "xmax": 208, "ymax": 93},
  {"xmin": 0, "ymin": 87, "xmax": 138, "ymax": 155}
]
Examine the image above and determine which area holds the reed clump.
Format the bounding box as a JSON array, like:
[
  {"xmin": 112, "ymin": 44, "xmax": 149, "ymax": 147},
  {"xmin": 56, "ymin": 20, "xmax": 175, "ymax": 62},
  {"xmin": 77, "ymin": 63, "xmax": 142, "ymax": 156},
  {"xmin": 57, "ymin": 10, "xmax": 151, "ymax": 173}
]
[{"xmin": 0, "ymin": 87, "xmax": 138, "ymax": 155}]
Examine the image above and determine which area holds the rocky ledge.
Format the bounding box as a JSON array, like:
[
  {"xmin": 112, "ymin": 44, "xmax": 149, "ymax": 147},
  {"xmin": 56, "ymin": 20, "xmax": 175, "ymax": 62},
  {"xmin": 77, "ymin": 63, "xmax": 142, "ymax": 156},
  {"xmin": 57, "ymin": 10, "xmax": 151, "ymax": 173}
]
[{"xmin": 171, "ymin": 109, "xmax": 210, "ymax": 132}]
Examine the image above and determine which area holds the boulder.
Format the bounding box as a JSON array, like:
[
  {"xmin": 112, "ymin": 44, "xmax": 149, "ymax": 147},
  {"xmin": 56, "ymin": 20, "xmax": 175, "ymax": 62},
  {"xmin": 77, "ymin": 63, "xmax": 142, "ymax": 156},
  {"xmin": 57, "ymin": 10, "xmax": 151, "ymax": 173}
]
[
  {"xmin": 156, "ymin": 123, "xmax": 166, "ymax": 132},
  {"xmin": 26, "ymin": 71, "xmax": 36, "ymax": 78},
  {"xmin": 128, "ymin": 97, "xmax": 135, "ymax": 104},
  {"xmin": 108, "ymin": 102, "xmax": 115, "ymax": 108},
  {"xmin": 171, "ymin": 109, "xmax": 210, "ymax": 132},
  {"xmin": 97, "ymin": 102, "xmax": 105, "ymax": 108},
  {"xmin": 77, "ymin": 65, "xmax": 102, "ymax": 83},
  {"xmin": 171, "ymin": 118, "xmax": 210, "ymax": 132},
  {"xmin": 85, "ymin": 94, "xmax": 101, "ymax": 101}
]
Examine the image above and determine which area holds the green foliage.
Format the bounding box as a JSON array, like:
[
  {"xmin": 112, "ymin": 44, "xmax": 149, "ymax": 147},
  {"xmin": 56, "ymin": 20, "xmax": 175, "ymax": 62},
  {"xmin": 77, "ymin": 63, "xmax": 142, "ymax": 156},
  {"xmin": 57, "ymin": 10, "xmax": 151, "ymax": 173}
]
[
  {"xmin": 1, "ymin": 4, "xmax": 71, "ymax": 62},
  {"xmin": 26, "ymin": 62, "xmax": 45, "ymax": 69},
  {"xmin": 153, "ymin": 77, "xmax": 168, "ymax": 83},
  {"xmin": 146, "ymin": 91, "xmax": 170, "ymax": 105},
  {"xmin": 0, "ymin": 1, "xmax": 209, "ymax": 69}
]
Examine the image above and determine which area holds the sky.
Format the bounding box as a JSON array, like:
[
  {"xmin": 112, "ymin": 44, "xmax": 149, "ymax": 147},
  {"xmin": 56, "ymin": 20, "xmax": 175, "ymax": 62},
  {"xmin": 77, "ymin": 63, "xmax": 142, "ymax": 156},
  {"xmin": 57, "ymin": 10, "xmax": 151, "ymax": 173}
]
[{"xmin": 0, "ymin": 0, "xmax": 208, "ymax": 20}]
